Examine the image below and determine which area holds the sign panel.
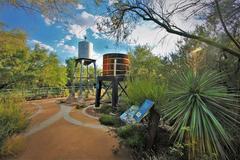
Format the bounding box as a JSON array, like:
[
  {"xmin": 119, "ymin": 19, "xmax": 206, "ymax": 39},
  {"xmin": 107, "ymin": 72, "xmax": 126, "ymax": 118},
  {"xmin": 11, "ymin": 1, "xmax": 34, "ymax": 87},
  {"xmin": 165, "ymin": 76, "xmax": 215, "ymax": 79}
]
[
  {"xmin": 120, "ymin": 105, "xmax": 139, "ymax": 124},
  {"xmin": 133, "ymin": 99, "xmax": 154, "ymax": 123},
  {"xmin": 120, "ymin": 99, "xmax": 154, "ymax": 124}
]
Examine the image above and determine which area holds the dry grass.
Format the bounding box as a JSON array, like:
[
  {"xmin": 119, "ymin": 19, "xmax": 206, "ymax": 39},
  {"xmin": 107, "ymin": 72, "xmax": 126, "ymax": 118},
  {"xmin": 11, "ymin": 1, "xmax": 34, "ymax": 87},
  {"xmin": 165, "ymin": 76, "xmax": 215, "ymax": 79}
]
[{"xmin": 0, "ymin": 135, "xmax": 26, "ymax": 157}]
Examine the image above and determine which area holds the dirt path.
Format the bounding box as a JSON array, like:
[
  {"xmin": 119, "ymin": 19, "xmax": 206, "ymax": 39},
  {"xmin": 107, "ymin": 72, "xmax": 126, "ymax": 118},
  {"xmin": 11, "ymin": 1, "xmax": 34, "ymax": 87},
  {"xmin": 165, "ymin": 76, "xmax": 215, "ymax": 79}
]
[{"xmin": 16, "ymin": 99, "xmax": 131, "ymax": 160}]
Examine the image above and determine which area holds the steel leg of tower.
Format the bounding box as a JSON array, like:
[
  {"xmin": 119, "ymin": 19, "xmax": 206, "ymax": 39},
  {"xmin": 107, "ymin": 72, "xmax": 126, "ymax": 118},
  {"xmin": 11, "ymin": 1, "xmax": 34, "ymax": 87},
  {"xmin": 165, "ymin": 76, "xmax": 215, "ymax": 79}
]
[
  {"xmin": 74, "ymin": 58, "xmax": 97, "ymax": 99},
  {"xmin": 95, "ymin": 76, "xmax": 127, "ymax": 108},
  {"xmin": 95, "ymin": 77, "xmax": 102, "ymax": 107},
  {"xmin": 112, "ymin": 77, "xmax": 118, "ymax": 109},
  {"xmin": 79, "ymin": 60, "xmax": 84, "ymax": 97}
]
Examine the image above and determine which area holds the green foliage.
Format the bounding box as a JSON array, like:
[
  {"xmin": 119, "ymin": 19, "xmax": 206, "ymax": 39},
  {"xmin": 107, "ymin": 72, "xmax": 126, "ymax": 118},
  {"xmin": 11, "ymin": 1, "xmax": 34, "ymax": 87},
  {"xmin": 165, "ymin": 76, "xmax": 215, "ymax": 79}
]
[
  {"xmin": 0, "ymin": 92, "xmax": 24, "ymax": 105},
  {"xmin": 28, "ymin": 45, "xmax": 67, "ymax": 88},
  {"xmin": 163, "ymin": 68, "xmax": 240, "ymax": 159},
  {"xmin": 128, "ymin": 46, "xmax": 164, "ymax": 79},
  {"xmin": 117, "ymin": 125, "xmax": 138, "ymax": 139},
  {"xmin": 127, "ymin": 46, "xmax": 167, "ymax": 110},
  {"xmin": 0, "ymin": 29, "xmax": 29, "ymax": 88},
  {"xmin": 0, "ymin": 0, "xmax": 77, "ymax": 18},
  {"xmin": 65, "ymin": 57, "xmax": 76, "ymax": 86},
  {"xmin": 98, "ymin": 105, "xmax": 112, "ymax": 114},
  {"xmin": 0, "ymin": 29, "xmax": 67, "ymax": 91},
  {"xmin": 0, "ymin": 93, "xmax": 28, "ymax": 155},
  {"xmin": 117, "ymin": 125, "xmax": 145, "ymax": 150},
  {"xmin": 99, "ymin": 114, "xmax": 121, "ymax": 127},
  {"xmin": 127, "ymin": 78, "xmax": 167, "ymax": 107},
  {"xmin": 169, "ymin": 143, "xmax": 184, "ymax": 158},
  {"xmin": 116, "ymin": 104, "xmax": 129, "ymax": 115}
]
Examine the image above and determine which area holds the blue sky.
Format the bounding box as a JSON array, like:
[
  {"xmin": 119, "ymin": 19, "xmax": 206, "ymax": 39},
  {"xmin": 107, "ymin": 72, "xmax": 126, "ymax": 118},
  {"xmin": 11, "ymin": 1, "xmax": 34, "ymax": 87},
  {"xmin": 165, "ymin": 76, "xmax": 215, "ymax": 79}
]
[{"xmin": 0, "ymin": 0, "xmax": 201, "ymax": 66}]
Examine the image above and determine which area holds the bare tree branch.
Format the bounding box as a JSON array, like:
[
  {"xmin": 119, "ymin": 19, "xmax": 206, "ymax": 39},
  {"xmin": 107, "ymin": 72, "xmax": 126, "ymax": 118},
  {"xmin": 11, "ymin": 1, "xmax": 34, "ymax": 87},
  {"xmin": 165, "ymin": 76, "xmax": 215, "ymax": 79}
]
[
  {"xmin": 99, "ymin": 0, "xmax": 240, "ymax": 58},
  {"xmin": 214, "ymin": 0, "xmax": 240, "ymax": 50}
]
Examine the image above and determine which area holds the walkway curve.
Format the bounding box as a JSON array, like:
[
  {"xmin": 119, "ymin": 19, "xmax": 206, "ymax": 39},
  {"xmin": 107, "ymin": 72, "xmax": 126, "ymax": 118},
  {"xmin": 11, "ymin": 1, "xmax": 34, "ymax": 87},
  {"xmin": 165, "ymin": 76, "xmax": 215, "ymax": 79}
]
[
  {"xmin": 81, "ymin": 105, "xmax": 99, "ymax": 120},
  {"xmin": 25, "ymin": 102, "xmax": 108, "ymax": 136},
  {"xmin": 28, "ymin": 103, "xmax": 43, "ymax": 119},
  {"xmin": 24, "ymin": 110, "xmax": 62, "ymax": 136},
  {"xmin": 60, "ymin": 104, "xmax": 107, "ymax": 130}
]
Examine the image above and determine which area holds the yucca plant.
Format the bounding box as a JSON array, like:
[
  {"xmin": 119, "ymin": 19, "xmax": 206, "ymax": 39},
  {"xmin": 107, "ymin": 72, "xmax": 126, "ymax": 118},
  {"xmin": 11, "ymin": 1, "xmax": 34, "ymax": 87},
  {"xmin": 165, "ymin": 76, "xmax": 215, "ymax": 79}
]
[{"xmin": 163, "ymin": 68, "xmax": 240, "ymax": 159}]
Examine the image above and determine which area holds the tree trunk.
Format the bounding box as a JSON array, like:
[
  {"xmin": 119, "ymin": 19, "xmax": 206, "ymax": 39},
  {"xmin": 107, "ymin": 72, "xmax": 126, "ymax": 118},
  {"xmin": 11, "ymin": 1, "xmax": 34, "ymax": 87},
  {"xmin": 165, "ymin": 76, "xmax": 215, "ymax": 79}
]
[{"xmin": 146, "ymin": 107, "xmax": 160, "ymax": 149}]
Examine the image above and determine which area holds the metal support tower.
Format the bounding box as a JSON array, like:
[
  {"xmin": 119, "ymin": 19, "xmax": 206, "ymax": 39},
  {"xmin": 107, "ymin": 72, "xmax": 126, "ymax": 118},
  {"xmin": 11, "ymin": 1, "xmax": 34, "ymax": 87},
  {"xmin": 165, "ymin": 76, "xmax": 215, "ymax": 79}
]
[
  {"xmin": 73, "ymin": 58, "xmax": 97, "ymax": 98},
  {"xmin": 95, "ymin": 75, "xmax": 128, "ymax": 109}
]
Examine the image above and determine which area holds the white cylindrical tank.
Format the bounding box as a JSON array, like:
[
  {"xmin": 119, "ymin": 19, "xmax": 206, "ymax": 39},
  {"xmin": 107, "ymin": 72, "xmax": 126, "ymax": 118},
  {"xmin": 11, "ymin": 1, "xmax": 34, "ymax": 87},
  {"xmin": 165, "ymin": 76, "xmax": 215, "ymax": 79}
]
[{"xmin": 78, "ymin": 41, "xmax": 93, "ymax": 59}]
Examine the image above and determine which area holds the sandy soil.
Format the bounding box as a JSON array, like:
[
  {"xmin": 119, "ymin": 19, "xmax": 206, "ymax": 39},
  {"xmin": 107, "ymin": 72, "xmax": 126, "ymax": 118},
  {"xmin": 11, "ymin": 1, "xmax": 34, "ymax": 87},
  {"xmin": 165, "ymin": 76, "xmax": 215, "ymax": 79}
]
[
  {"xmin": 14, "ymin": 99, "xmax": 131, "ymax": 160},
  {"xmin": 85, "ymin": 107, "xmax": 101, "ymax": 118},
  {"xmin": 69, "ymin": 109, "xmax": 100, "ymax": 125},
  {"xmin": 28, "ymin": 100, "xmax": 60, "ymax": 126},
  {"xmin": 22, "ymin": 103, "xmax": 37, "ymax": 116}
]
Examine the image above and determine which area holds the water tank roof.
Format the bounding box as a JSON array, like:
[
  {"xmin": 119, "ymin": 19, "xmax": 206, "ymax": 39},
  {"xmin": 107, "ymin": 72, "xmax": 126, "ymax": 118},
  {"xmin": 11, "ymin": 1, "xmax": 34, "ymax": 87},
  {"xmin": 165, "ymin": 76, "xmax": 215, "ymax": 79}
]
[{"xmin": 103, "ymin": 53, "xmax": 128, "ymax": 58}]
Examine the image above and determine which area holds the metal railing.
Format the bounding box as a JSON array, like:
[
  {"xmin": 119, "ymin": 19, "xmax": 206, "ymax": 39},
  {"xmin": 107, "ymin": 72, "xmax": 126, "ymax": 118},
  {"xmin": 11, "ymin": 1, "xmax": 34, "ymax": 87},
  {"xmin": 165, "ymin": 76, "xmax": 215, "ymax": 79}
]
[{"xmin": 0, "ymin": 87, "xmax": 69, "ymax": 100}]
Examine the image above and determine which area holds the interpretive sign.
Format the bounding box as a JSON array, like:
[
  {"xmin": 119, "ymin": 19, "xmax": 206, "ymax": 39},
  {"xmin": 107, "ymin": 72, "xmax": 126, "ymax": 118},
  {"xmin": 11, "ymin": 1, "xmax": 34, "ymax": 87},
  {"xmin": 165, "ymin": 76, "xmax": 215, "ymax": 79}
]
[
  {"xmin": 133, "ymin": 99, "xmax": 154, "ymax": 123},
  {"xmin": 120, "ymin": 99, "xmax": 154, "ymax": 124},
  {"xmin": 120, "ymin": 105, "xmax": 139, "ymax": 124}
]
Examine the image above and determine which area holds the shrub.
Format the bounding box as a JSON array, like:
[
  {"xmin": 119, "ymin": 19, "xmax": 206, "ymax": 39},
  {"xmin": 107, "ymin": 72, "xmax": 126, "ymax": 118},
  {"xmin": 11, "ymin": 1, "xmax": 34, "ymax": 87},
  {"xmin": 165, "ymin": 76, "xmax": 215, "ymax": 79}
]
[
  {"xmin": 138, "ymin": 151, "xmax": 178, "ymax": 160},
  {"xmin": 127, "ymin": 77, "xmax": 167, "ymax": 149},
  {"xmin": 0, "ymin": 135, "xmax": 26, "ymax": 157},
  {"xmin": 127, "ymin": 78, "xmax": 167, "ymax": 109},
  {"xmin": 117, "ymin": 125, "xmax": 145, "ymax": 150},
  {"xmin": 116, "ymin": 103, "xmax": 129, "ymax": 115},
  {"xmin": 0, "ymin": 92, "xmax": 24, "ymax": 105},
  {"xmin": 99, "ymin": 114, "xmax": 121, "ymax": 127},
  {"xmin": 164, "ymin": 69, "xmax": 240, "ymax": 159},
  {"xmin": 0, "ymin": 93, "xmax": 28, "ymax": 157},
  {"xmin": 76, "ymin": 103, "xmax": 87, "ymax": 109},
  {"xmin": 117, "ymin": 125, "xmax": 136, "ymax": 139},
  {"xmin": 98, "ymin": 105, "xmax": 112, "ymax": 114}
]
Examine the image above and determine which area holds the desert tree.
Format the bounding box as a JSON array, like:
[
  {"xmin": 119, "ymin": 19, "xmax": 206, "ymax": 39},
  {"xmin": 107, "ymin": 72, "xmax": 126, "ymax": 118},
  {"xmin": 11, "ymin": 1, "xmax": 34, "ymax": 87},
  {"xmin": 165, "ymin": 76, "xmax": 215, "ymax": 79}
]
[
  {"xmin": 97, "ymin": 0, "xmax": 240, "ymax": 58},
  {"xmin": 0, "ymin": 0, "xmax": 78, "ymax": 21}
]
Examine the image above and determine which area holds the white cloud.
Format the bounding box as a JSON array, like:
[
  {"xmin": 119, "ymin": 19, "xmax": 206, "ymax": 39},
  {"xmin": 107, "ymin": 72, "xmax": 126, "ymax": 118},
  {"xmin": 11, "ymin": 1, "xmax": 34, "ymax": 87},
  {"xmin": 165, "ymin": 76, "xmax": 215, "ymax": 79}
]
[
  {"xmin": 57, "ymin": 39, "xmax": 65, "ymax": 47},
  {"xmin": 57, "ymin": 35, "xmax": 72, "ymax": 49},
  {"xmin": 41, "ymin": 15, "xmax": 55, "ymax": 26},
  {"xmin": 127, "ymin": 23, "xmax": 180, "ymax": 56},
  {"xmin": 108, "ymin": 0, "xmax": 117, "ymax": 6},
  {"xmin": 76, "ymin": 4, "xmax": 85, "ymax": 10},
  {"xmin": 127, "ymin": 11, "xmax": 202, "ymax": 56},
  {"xmin": 92, "ymin": 50, "xmax": 103, "ymax": 67},
  {"xmin": 31, "ymin": 40, "xmax": 56, "ymax": 52},
  {"xmin": 66, "ymin": 11, "xmax": 107, "ymax": 40},
  {"xmin": 68, "ymin": 24, "xmax": 87, "ymax": 39},
  {"xmin": 56, "ymin": 34, "xmax": 74, "ymax": 56},
  {"xmin": 64, "ymin": 35, "xmax": 72, "ymax": 40},
  {"xmin": 62, "ymin": 44, "xmax": 77, "ymax": 54},
  {"xmin": 56, "ymin": 38, "xmax": 77, "ymax": 55}
]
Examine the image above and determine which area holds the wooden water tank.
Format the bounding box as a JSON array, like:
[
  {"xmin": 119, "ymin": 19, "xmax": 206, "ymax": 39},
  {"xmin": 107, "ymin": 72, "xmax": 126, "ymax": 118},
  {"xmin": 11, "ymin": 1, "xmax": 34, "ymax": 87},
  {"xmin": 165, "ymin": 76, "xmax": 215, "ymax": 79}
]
[{"xmin": 103, "ymin": 53, "xmax": 129, "ymax": 76}]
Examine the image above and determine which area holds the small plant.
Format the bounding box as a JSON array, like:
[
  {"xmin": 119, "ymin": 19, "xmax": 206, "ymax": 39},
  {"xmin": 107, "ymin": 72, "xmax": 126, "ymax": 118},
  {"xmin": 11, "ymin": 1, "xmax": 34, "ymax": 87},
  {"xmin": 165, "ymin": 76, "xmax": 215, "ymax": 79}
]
[
  {"xmin": 139, "ymin": 151, "xmax": 178, "ymax": 160},
  {"xmin": 169, "ymin": 143, "xmax": 184, "ymax": 158},
  {"xmin": 117, "ymin": 125, "xmax": 136, "ymax": 139},
  {"xmin": 98, "ymin": 105, "xmax": 112, "ymax": 114},
  {"xmin": 117, "ymin": 125, "xmax": 145, "ymax": 150},
  {"xmin": 116, "ymin": 104, "xmax": 129, "ymax": 115},
  {"xmin": 99, "ymin": 114, "xmax": 121, "ymax": 127},
  {"xmin": 75, "ymin": 103, "xmax": 87, "ymax": 109}
]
